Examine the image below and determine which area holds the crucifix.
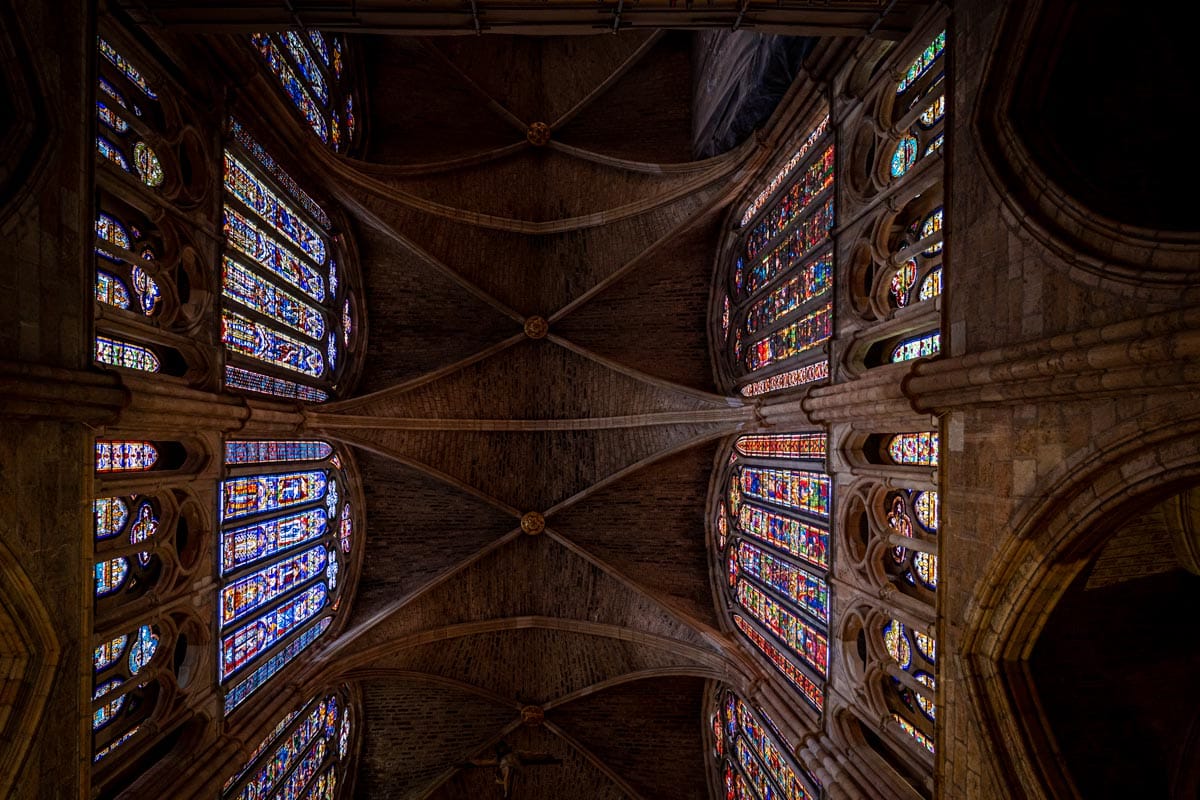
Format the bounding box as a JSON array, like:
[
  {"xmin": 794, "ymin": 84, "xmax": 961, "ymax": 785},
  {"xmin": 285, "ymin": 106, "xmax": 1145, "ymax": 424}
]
[{"xmin": 458, "ymin": 740, "xmax": 563, "ymax": 798}]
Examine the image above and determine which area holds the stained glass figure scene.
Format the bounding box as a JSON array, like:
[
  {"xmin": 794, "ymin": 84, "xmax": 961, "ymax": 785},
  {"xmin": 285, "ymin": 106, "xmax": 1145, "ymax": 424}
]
[
  {"xmin": 248, "ymin": 32, "xmax": 355, "ymax": 152},
  {"xmin": 717, "ymin": 689, "xmax": 819, "ymax": 800},
  {"xmin": 95, "ymin": 38, "xmax": 165, "ymax": 189},
  {"xmin": 222, "ymin": 690, "xmax": 352, "ymax": 800},
  {"xmin": 218, "ymin": 441, "xmax": 350, "ymax": 714},
  {"xmin": 719, "ymin": 432, "xmax": 831, "ymax": 712},
  {"xmin": 222, "ymin": 121, "xmax": 347, "ymax": 401},
  {"xmin": 730, "ymin": 114, "xmax": 834, "ymax": 394}
]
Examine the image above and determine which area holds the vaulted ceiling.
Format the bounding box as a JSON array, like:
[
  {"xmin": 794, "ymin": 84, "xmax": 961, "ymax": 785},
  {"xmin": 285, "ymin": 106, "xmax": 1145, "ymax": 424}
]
[{"xmin": 286, "ymin": 31, "xmax": 787, "ymax": 799}]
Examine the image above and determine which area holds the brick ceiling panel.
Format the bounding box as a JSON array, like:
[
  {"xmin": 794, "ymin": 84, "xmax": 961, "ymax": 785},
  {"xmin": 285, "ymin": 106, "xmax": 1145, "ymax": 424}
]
[
  {"xmin": 348, "ymin": 183, "xmax": 722, "ymax": 318},
  {"xmin": 357, "ymin": 678, "xmax": 518, "ymax": 799},
  {"xmin": 554, "ymin": 32, "xmax": 695, "ymax": 164},
  {"xmin": 355, "ymin": 225, "xmax": 520, "ymax": 394},
  {"xmin": 430, "ymin": 723, "xmax": 628, "ymax": 800},
  {"xmin": 350, "ymin": 424, "xmax": 728, "ymax": 511},
  {"xmin": 349, "ymin": 534, "xmax": 712, "ymax": 655},
  {"xmin": 554, "ymin": 218, "xmax": 724, "ymax": 393},
  {"xmin": 361, "ymin": 36, "xmax": 521, "ymax": 165},
  {"xmin": 552, "ymin": 675, "xmax": 710, "ymax": 800},
  {"xmin": 364, "ymin": 628, "xmax": 714, "ymax": 706},
  {"xmin": 549, "ymin": 440, "xmax": 723, "ymax": 629},
  {"xmin": 362, "ymin": 147, "xmax": 721, "ymax": 224},
  {"xmin": 351, "ymin": 448, "xmax": 519, "ymax": 622},
  {"xmin": 340, "ymin": 338, "xmax": 721, "ymax": 420},
  {"xmin": 432, "ymin": 33, "xmax": 659, "ymax": 127}
]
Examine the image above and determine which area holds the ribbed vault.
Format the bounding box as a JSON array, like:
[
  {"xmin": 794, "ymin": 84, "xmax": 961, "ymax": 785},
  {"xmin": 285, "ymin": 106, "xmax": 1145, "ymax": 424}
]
[{"xmin": 272, "ymin": 30, "xmax": 844, "ymax": 799}]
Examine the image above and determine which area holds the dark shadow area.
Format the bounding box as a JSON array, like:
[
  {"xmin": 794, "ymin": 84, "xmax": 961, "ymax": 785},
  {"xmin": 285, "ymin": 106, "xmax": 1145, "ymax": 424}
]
[
  {"xmin": 1009, "ymin": 2, "xmax": 1198, "ymax": 231},
  {"xmin": 1032, "ymin": 492, "xmax": 1200, "ymax": 799},
  {"xmin": 692, "ymin": 32, "xmax": 815, "ymax": 159}
]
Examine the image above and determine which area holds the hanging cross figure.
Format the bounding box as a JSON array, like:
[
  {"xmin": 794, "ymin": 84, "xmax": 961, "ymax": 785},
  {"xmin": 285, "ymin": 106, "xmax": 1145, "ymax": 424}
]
[{"xmin": 458, "ymin": 740, "xmax": 563, "ymax": 798}]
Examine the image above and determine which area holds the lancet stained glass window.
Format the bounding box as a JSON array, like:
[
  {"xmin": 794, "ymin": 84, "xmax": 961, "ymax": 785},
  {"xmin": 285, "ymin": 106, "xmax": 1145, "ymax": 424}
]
[
  {"xmin": 248, "ymin": 32, "xmax": 356, "ymax": 152},
  {"xmin": 222, "ymin": 121, "xmax": 350, "ymax": 401},
  {"xmin": 717, "ymin": 432, "xmax": 831, "ymax": 712},
  {"xmin": 728, "ymin": 113, "xmax": 834, "ymax": 395},
  {"xmin": 94, "ymin": 38, "xmax": 165, "ymax": 190},
  {"xmin": 714, "ymin": 688, "xmax": 820, "ymax": 800},
  {"xmin": 222, "ymin": 687, "xmax": 355, "ymax": 800},
  {"xmin": 218, "ymin": 441, "xmax": 350, "ymax": 714}
]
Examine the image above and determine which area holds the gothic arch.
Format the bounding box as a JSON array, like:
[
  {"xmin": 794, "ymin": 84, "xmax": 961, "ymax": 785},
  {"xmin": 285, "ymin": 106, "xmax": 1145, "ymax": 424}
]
[
  {"xmin": 962, "ymin": 404, "xmax": 1200, "ymax": 799},
  {"xmin": 973, "ymin": 0, "xmax": 1200, "ymax": 298},
  {"xmin": 0, "ymin": 536, "xmax": 61, "ymax": 799}
]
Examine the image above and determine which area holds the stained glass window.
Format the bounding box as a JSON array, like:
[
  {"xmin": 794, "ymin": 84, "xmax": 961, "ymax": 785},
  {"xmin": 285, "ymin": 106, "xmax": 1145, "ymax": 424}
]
[
  {"xmin": 219, "ymin": 442, "xmax": 349, "ymax": 713},
  {"xmin": 891, "ymin": 331, "xmax": 941, "ymax": 362},
  {"xmin": 715, "ymin": 688, "xmax": 820, "ymax": 800},
  {"xmin": 893, "ymin": 714, "xmax": 935, "ymax": 754},
  {"xmin": 95, "ymin": 440, "xmax": 157, "ymax": 472},
  {"xmin": 95, "ymin": 40, "xmax": 169, "ymax": 194},
  {"xmin": 887, "ymin": 432, "xmax": 939, "ymax": 466},
  {"xmin": 223, "ymin": 123, "xmax": 347, "ymax": 401},
  {"xmin": 98, "ymin": 36, "xmax": 157, "ymax": 99},
  {"xmin": 896, "ymin": 31, "xmax": 946, "ymax": 95},
  {"xmin": 95, "ymin": 336, "xmax": 160, "ymax": 373},
  {"xmin": 883, "ymin": 613, "xmax": 937, "ymax": 744},
  {"xmin": 248, "ymin": 32, "xmax": 356, "ymax": 152},
  {"xmin": 222, "ymin": 688, "xmax": 354, "ymax": 799},
  {"xmin": 735, "ymin": 433, "xmax": 826, "ymax": 460},
  {"xmin": 890, "ymin": 135, "xmax": 919, "ymax": 178},
  {"xmin": 719, "ymin": 432, "xmax": 831, "ymax": 713},
  {"xmin": 727, "ymin": 112, "xmax": 834, "ymax": 395},
  {"xmin": 921, "ymin": 208, "xmax": 944, "ymax": 254},
  {"xmin": 739, "ymin": 360, "xmax": 829, "ymax": 397}
]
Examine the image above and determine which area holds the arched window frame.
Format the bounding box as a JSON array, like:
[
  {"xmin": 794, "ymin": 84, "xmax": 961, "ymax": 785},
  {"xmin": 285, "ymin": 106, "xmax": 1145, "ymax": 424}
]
[
  {"xmin": 220, "ymin": 118, "xmax": 359, "ymax": 401},
  {"xmin": 218, "ymin": 439, "xmax": 361, "ymax": 717},
  {"xmin": 248, "ymin": 31, "xmax": 359, "ymax": 153},
  {"xmin": 90, "ymin": 435, "xmax": 211, "ymax": 775},
  {"xmin": 709, "ymin": 685, "xmax": 823, "ymax": 800},
  {"xmin": 712, "ymin": 432, "xmax": 832, "ymax": 714},
  {"xmin": 221, "ymin": 684, "xmax": 360, "ymax": 800},
  {"xmin": 715, "ymin": 111, "xmax": 836, "ymax": 397}
]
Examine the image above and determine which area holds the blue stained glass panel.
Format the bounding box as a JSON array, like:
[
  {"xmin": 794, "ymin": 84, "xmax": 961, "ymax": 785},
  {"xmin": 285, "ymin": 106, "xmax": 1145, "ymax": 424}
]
[
  {"xmin": 224, "ymin": 440, "xmax": 334, "ymax": 466},
  {"xmin": 231, "ymin": 700, "xmax": 328, "ymax": 800},
  {"xmin": 95, "ymin": 440, "xmax": 157, "ymax": 472},
  {"xmin": 282, "ymin": 31, "xmax": 329, "ymax": 104},
  {"xmin": 222, "ymin": 257, "xmax": 326, "ymax": 340},
  {"xmin": 128, "ymin": 624, "xmax": 158, "ymax": 674},
  {"xmin": 220, "ymin": 584, "xmax": 328, "ymax": 679},
  {"xmin": 94, "ymin": 497, "xmax": 128, "ymax": 539},
  {"xmin": 97, "ymin": 101, "xmax": 128, "ymax": 132},
  {"xmin": 891, "ymin": 135, "xmax": 919, "ymax": 178},
  {"xmin": 224, "ymin": 618, "xmax": 331, "ymax": 714},
  {"xmin": 94, "ymin": 634, "xmax": 128, "ymax": 671},
  {"xmin": 228, "ymin": 119, "xmax": 331, "ymax": 229},
  {"xmin": 249, "ymin": 34, "xmax": 328, "ymax": 143},
  {"xmin": 891, "ymin": 331, "xmax": 941, "ymax": 362},
  {"xmin": 95, "ymin": 336, "xmax": 160, "ymax": 372},
  {"xmin": 308, "ymin": 31, "xmax": 331, "ymax": 65},
  {"xmin": 97, "ymin": 137, "xmax": 130, "ymax": 172},
  {"xmin": 96, "ymin": 271, "xmax": 132, "ymax": 309},
  {"xmin": 93, "ymin": 679, "xmax": 126, "ymax": 729},
  {"xmin": 222, "ymin": 310, "xmax": 325, "ymax": 377},
  {"xmin": 224, "ymin": 208, "xmax": 326, "ymax": 302},
  {"xmin": 224, "ymin": 365, "xmax": 329, "ymax": 402},
  {"xmin": 95, "ymin": 558, "xmax": 129, "ymax": 596},
  {"xmin": 220, "ymin": 470, "xmax": 328, "ymax": 522},
  {"xmin": 98, "ymin": 36, "xmax": 158, "ymax": 99},
  {"xmin": 225, "ymin": 152, "xmax": 327, "ymax": 265},
  {"xmin": 220, "ymin": 545, "xmax": 329, "ymax": 626},
  {"xmin": 131, "ymin": 265, "xmax": 160, "ymax": 315},
  {"xmin": 96, "ymin": 213, "xmax": 131, "ymax": 250}
]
